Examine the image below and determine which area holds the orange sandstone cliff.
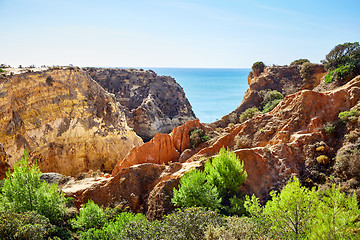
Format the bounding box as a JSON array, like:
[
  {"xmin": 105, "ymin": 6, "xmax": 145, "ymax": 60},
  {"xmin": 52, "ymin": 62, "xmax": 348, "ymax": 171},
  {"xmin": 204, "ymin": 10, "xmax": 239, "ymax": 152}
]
[{"xmin": 0, "ymin": 68, "xmax": 142, "ymax": 176}]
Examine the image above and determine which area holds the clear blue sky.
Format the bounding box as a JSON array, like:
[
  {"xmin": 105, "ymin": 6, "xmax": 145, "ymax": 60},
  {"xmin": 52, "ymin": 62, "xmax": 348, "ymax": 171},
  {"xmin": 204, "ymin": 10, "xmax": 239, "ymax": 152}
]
[{"xmin": 1, "ymin": 0, "xmax": 359, "ymax": 68}]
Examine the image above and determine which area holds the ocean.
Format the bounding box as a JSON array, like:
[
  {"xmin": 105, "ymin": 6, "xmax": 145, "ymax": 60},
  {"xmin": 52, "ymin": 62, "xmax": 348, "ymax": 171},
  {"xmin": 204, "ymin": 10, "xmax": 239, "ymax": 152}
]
[{"xmin": 148, "ymin": 68, "xmax": 251, "ymax": 123}]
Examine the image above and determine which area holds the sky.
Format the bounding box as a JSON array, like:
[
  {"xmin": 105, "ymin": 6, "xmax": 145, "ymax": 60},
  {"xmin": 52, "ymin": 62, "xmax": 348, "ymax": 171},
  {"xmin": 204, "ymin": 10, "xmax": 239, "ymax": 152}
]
[{"xmin": 0, "ymin": 0, "xmax": 359, "ymax": 68}]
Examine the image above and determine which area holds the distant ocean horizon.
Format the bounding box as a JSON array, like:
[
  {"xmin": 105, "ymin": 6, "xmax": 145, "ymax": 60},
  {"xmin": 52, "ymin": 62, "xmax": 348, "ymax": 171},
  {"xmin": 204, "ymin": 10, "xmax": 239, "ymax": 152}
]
[{"xmin": 145, "ymin": 68, "xmax": 251, "ymax": 123}]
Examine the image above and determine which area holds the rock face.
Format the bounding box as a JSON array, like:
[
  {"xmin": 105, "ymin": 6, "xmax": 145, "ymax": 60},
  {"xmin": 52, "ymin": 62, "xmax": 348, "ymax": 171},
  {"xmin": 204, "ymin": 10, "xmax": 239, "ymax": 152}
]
[
  {"xmin": 213, "ymin": 64, "xmax": 326, "ymax": 128},
  {"xmin": 0, "ymin": 68, "xmax": 142, "ymax": 176},
  {"xmin": 85, "ymin": 68, "xmax": 196, "ymax": 141},
  {"xmin": 112, "ymin": 119, "xmax": 202, "ymax": 176},
  {"xmin": 0, "ymin": 143, "xmax": 10, "ymax": 179},
  {"xmin": 64, "ymin": 75, "xmax": 360, "ymax": 219}
]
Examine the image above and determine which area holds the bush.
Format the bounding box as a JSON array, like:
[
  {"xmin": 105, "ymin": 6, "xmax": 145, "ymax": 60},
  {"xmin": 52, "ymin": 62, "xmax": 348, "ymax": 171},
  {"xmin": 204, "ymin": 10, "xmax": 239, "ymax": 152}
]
[
  {"xmin": 323, "ymin": 122, "xmax": 335, "ymax": 134},
  {"xmin": 325, "ymin": 64, "xmax": 356, "ymax": 83},
  {"xmin": 205, "ymin": 216, "xmax": 259, "ymax": 240},
  {"xmin": 0, "ymin": 211, "xmax": 52, "ymax": 240},
  {"xmin": 290, "ymin": 59, "xmax": 310, "ymax": 66},
  {"xmin": 300, "ymin": 62, "xmax": 316, "ymax": 81},
  {"xmin": 205, "ymin": 148, "xmax": 247, "ymax": 199},
  {"xmin": 338, "ymin": 109, "xmax": 359, "ymax": 123},
  {"xmin": 334, "ymin": 148, "xmax": 360, "ymax": 180},
  {"xmin": 71, "ymin": 200, "xmax": 106, "ymax": 231},
  {"xmin": 309, "ymin": 185, "xmax": 360, "ymax": 239},
  {"xmin": 0, "ymin": 68, "xmax": 4, "ymax": 72},
  {"xmin": 0, "ymin": 150, "xmax": 66, "ymax": 223},
  {"xmin": 171, "ymin": 169, "xmax": 221, "ymax": 209},
  {"xmin": 261, "ymin": 90, "xmax": 284, "ymax": 113},
  {"xmin": 245, "ymin": 177, "xmax": 317, "ymax": 239},
  {"xmin": 189, "ymin": 128, "xmax": 210, "ymax": 149},
  {"xmin": 252, "ymin": 62, "xmax": 265, "ymax": 76},
  {"xmin": 172, "ymin": 148, "xmax": 247, "ymax": 215},
  {"xmin": 322, "ymin": 42, "xmax": 360, "ymax": 70},
  {"xmin": 239, "ymin": 107, "xmax": 260, "ymax": 122},
  {"xmin": 162, "ymin": 207, "xmax": 225, "ymax": 240},
  {"xmin": 245, "ymin": 177, "xmax": 360, "ymax": 239}
]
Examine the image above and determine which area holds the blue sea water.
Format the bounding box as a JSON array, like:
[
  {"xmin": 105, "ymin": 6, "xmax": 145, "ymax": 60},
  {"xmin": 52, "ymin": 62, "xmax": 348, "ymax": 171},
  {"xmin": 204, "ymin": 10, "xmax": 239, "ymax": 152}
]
[{"xmin": 148, "ymin": 68, "xmax": 251, "ymax": 123}]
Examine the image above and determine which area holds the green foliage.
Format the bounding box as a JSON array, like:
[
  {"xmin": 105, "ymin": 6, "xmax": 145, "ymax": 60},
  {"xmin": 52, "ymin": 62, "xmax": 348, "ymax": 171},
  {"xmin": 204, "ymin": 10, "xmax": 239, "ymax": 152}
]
[
  {"xmin": 325, "ymin": 64, "xmax": 356, "ymax": 83},
  {"xmin": 0, "ymin": 150, "xmax": 66, "ymax": 223},
  {"xmin": 189, "ymin": 128, "xmax": 210, "ymax": 149},
  {"xmin": 171, "ymin": 169, "xmax": 221, "ymax": 209},
  {"xmin": 205, "ymin": 216, "xmax": 260, "ymax": 240},
  {"xmin": 290, "ymin": 59, "xmax": 310, "ymax": 66},
  {"xmin": 338, "ymin": 109, "xmax": 359, "ymax": 123},
  {"xmin": 322, "ymin": 42, "xmax": 360, "ymax": 70},
  {"xmin": 323, "ymin": 122, "xmax": 335, "ymax": 134},
  {"xmin": 0, "ymin": 211, "xmax": 52, "ymax": 240},
  {"xmin": 172, "ymin": 148, "xmax": 247, "ymax": 215},
  {"xmin": 205, "ymin": 148, "xmax": 247, "ymax": 199},
  {"xmin": 71, "ymin": 200, "xmax": 106, "ymax": 231},
  {"xmin": 239, "ymin": 107, "xmax": 260, "ymax": 122},
  {"xmin": 245, "ymin": 177, "xmax": 360, "ymax": 239},
  {"xmin": 261, "ymin": 90, "xmax": 284, "ymax": 113},
  {"xmin": 245, "ymin": 177, "xmax": 317, "ymax": 239},
  {"xmin": 0, "ymin": 68, "xmax": 4, "ymax": 72},
  {"xmin": 300, "ymin": 62, "xmax": 316, "ymax": 81},
  {"xmin": 252, "ymin": 61, "xmax": 265, "ymax": 70},
  {"xmin": 162, "ymin": 207, "xmax": 225, "ymax": 240},
  {"xmin": 310, "ymin": 185, "xmax": 360, "ymax": 239},
  {"xmin": 79, "ymin": 208, "xmax": 224, "ymax": 240},
  {"xmin": 334, "ymin": 148, "xmax": 360, "ymax": 180}
]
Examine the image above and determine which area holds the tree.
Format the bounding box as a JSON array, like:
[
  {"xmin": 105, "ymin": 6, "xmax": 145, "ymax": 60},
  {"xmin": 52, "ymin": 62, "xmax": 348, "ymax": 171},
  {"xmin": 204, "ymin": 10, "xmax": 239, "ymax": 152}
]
[
  {"xmin": 172, "ymin": 148, "xmax": 248, "ymax": 215},
  {"xmin": 244, "ymin": 177, "xmax": 317, "ymax": 239},
  {"xmin": 322, "ymin": 42, "xmax": 360, "ymax": 70},
  {"xmin": 0, "ymin": 150, "xmax": 66, "ymax": 223},
  {"xmin": 171, "ymin": 169, "xmax": 221, "ymax": 209}
]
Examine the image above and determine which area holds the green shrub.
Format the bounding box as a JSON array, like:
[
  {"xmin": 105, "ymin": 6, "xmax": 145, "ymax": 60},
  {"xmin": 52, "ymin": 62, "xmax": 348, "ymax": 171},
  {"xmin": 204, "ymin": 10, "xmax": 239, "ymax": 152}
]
[
  {"xmin": 205, "ymin": 148, "xmax": 247, "ymax": 200},
  {"xmin": 239, "ymin": 107, "xmax": 260, "ymax": 122},
  {"xmin": 189, "ymin": 128, "xmax": 210, "ymax": 149},
  {"xmin": 71, "ymin": 200, "xmax": 106, "ymax": 231},
  {"xmin": 309, "ymin": 185, "xmax": 360, "ymax": 239},
  {"xmin": 290, "ymin": 59, "xmax": 310, "ymax": 66},
  {"xmin": 300, "ymin": 62, "xmax": 316, "ymax": 81},
  {"xmin": 252, "ymin": 62, "xmax": 265, "ymax": 76},
  {"xmin": 205, "ymin": 216, "xmax": 260, "ymax": 240},
  {"xmin": 171, "ymin": 169, "xmax": 221, "ymax": 209},
  {"xmin": 0, "ymin": 211, "xmax": 52, "ymax": 240},
  {"xmin": 245, "ymin": 177, "xmax": 317, "ymax": 239},
  {"xmin": 322, "ymin": 42, "xmax": 360, "ymax": 70},
  {"xmin": 162, "ymin": 207, "xmax": 225, "ymax": 240},
  {"xmin": 172, "ymin": 148, "xmax": 247, "ymax": 215},
  {"xmin": 0, "ymin": 150, "xmax": 66, "ymax": 223},
  {"xmin": 325, "ymin": 69, "xmax": 336, "ymax": 83},
  {"xmin": 260, "ymin": 90, "xmax": 284, "ymax": 113},
  {"xmin": 245, "ymin": 176, "xmax": 360, "ymax": 239},
  {"xmin": 323, "ymin": 122, "xmax": 335, "ymax": 134},
  {"xmin": 0, "ymin": 68, "xmax": 4, "ymax": 72},
  {"xmin": 338, "ymin": 109, "xmax": 359, "ymax": 123}
]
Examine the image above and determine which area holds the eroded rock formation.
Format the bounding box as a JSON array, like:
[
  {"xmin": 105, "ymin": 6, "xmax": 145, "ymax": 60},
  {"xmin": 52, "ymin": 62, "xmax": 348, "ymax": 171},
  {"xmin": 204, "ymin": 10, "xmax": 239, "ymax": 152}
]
[
  {"xmin": 213, "ymin": 64, "xmax": 326, "ymax": 128},
  {"xmin": 0, "ymin": 143, "xmax": 9, "ymax": 179},
  {"xmin": 0, "ymin": 68, "xmax": 142, "ymax": 176},
  {"xmin": 85, "ymin": 68, "xmax": 196, "ymax": 141}
]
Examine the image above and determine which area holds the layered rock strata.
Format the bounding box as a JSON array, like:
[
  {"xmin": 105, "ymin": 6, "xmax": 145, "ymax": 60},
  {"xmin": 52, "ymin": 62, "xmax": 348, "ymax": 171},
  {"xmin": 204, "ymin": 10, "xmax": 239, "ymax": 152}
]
[
  {"xmin": 0, "ymin": 68, "xmax": 142, "ymax": 176},
  {"xmin": 85, "ymin": 68, "xmax": 196, "ymax": 141}
]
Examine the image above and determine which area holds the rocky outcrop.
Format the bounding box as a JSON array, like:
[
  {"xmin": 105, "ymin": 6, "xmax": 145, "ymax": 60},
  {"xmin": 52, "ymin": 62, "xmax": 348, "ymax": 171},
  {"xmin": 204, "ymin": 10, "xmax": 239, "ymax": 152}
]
[
  {"xmin": 112, "ymin": 119, "xmax": 202, "ymax": 176},
  {"xmin": 85, "ymin": 68, "xmax": 196, "ymax": 141},
  {"xmin": 0, "ymin": 68, "xmax": 142, "ymax": 176},
  {"xmin": 213, "ymin": 64, "xmax": 326, "ymax": 128},
  {"xmin": 0, "ymin": 143, "xmax": 10, "ymax": 179},
  {"xmin": 64, "ymin": 75, "xmax": 360, "ymax": 219}
]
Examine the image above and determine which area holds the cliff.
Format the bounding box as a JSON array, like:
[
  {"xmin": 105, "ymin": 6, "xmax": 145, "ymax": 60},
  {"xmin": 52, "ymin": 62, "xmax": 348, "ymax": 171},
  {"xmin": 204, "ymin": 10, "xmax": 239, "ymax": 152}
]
[
  {"xmin": 63, "ymin": 66, "xmax": 360, "ymax": 220},
  {"xmin": 212, "ymin": 64, "xmax": 326, "ymax": 128},
  {"xmin": 85, "ymin": 68, "xmax": 196, "ymax": 141},
  {"xmin": 0, "ymin": 67, "xmax": 142, "ymax": 176}
]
